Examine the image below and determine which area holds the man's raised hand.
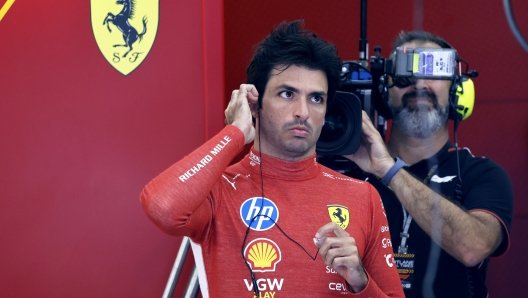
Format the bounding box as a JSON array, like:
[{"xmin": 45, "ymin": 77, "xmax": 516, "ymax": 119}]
[
  {"xmin": 343, "ymin": 111, "xmax": 394, "ymax": 178},
  {"xmin": 225, "ymin": 84, "xmax": 259, "ymax": 144}
]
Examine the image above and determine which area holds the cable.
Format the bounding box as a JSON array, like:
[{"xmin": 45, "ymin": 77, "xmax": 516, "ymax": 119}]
[
  {"xmin": 241, "ymin": 109, "xmax": 320, "ymax": 297},
  {"xmin": 503, "ymin": 0, "xmax": 528, "ymax": 53},
  {"xmin": 453, "ymin": 118, "xmax": 463, "ymax": 188},
  {"xmin": 240, "ymin": 112, "xmax": 265, "ymax": 297},
  {"xmin": 453, "ymin": 117, "xmax": 474, "ymax": 298}
]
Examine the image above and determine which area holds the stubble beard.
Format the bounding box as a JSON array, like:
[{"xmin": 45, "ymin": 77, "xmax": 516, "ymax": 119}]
[
  {"xmin": 390, "ymin": 90, "xmax": 449, "ymax": 139},
  {"xmin": 258, "ymin": 116, "xmax": 319, "ymax": 159}
]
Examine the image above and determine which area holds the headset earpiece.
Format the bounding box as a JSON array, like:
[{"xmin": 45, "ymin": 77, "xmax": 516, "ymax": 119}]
[
  {"xmin": 456, "ymin": 77, "xmax": 475, "ymax": 120},
  {"xmin": 449, "ymin": 77, "xmax": 475, "ymax": 121},
  {"xmin": 257, "ymin": 89, "xmax": 265, "ymax": 110}
]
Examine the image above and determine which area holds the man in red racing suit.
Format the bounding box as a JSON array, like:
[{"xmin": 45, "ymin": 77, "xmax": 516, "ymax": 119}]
[{"xmin": 140, "ymin": 20, "xmax": 403, "ymax": 298}]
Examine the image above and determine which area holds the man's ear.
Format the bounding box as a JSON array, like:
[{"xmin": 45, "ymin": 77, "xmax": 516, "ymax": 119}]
[{"xmin": 249, "ymin": 101, "xmax": 260, "ymax": 118}]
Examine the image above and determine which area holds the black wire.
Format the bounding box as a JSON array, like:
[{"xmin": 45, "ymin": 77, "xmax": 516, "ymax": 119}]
[
  {"xmin": 453, "ymin": 119, "xmax": 463, "ymax": 187},
  {"xmin": 240, "ymin": 111, "xmax": 264, "ymax": 297},
  {"xmin": 259, "ymin": 214, "xmax": 320, "ymax": 260},
  {"xmin": 240, "ymin": 109, "xmax": 320, "ymax": 297},
  {"xmin": 453, "ymin": 117, "xmax": 474, "ymax": 297}
]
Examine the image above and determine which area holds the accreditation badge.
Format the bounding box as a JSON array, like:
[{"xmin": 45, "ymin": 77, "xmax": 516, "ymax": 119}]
[{"xmin": 394, "ymin": 250, "xmax": 416, "ymax": 290}]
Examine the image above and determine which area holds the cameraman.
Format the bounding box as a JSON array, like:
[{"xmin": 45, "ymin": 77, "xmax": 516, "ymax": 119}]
[{"xmin": 345, "ymin": 31, "xmax": 513, "ymax": 297}]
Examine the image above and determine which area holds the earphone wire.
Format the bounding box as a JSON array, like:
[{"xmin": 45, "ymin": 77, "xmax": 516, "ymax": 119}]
[
  {"xmin": 240, "ymin": 110, "xmax": 264, "ymax": 297},
  {"xmin": 241, "ymin": 108, "xmax": 320, "ymax": 297}
]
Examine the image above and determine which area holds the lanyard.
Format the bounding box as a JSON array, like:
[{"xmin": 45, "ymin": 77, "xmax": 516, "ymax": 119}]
[{"xmin": 398, "ymin": 164, "xmax": 438, "ymax": 254}]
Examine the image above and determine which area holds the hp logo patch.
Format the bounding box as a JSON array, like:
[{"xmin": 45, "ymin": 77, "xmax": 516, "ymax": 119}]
[{"xmin": 240, "ymin": 197, "xmax": 279, "ymax": 231}]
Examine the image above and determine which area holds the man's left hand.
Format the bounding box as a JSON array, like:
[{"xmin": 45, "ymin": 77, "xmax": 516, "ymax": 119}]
[{"xmin": 315, "ymin": 222, "xmax": 368, "ymax": 293}]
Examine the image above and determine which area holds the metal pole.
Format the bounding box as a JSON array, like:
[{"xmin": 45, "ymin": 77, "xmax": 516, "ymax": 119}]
[
  {"xmin": 162, "ymin": 237, "xmax": 191, "ymax": 298},
  {"xmin": 359, "ymin": 0, "xmax": 368, "ymax": 66},
  {"xmin": 183, "ymin": 266, "xmax": 200, "ymax": 298}
]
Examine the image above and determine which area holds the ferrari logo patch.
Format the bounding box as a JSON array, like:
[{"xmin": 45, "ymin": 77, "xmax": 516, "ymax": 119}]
[
  {"xmin": 91, "ymin": 0, "xmax": 158, "ymax": 75},
  {"xmin": 327, "ymin": 204, "xmax": 350, "ymax": 229}
]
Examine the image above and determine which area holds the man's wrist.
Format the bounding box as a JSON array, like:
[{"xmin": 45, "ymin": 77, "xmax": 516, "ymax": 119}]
[
  {"xmin": 381, "ymin": 157, "xmax": 407, "ymax": 186},
  {"xmin": 377, "ymin": 159, "xmax": 396, "ymax": 179},
  {"xmin": 346, "ymin": 272, "xmax": 368, "ymax": 293},
  {"xmin": 230, "ymin": 121, "xmax": 253, "ymax": 144}
]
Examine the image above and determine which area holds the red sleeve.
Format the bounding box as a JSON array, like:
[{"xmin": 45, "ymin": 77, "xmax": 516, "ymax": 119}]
[
  {"xmin": 347, "ymin": 184, "xmax": 404, "ymax": 297},
  {"xmin": 139, "ymin": 125, "xmax": 245, "ymax": 239}
]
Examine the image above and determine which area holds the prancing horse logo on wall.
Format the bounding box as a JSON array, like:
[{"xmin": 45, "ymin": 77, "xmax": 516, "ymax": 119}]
[{"xmin": 91, "ymin": 0, "xmax": 158, "ymax": 75}]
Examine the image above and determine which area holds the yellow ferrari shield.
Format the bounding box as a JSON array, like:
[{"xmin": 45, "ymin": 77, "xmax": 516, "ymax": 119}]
[
  {"xmin": 91, "ymin": 0, "xmax": 158, "ymax": 75},
  {"xmin": 327, "ymin": 204, "xmax": 350, "ymax": 229}
]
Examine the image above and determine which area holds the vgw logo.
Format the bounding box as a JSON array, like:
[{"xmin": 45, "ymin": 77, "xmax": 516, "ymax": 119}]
[
  {"xmin": 91, "ymin": 0, "xmax": 158, "ymax": 75},
  {"xmin": 240, "ymin": 197, "xmax": 279, "ymax": 231}
]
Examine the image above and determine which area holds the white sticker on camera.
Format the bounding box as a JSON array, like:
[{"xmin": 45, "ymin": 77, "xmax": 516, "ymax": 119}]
[{"xmin": 416, "ymin": 51, "xmax": 454, "ymax": 76}]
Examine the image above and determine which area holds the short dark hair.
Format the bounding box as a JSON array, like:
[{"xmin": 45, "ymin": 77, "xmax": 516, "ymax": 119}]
[
  {"xmin": 246, "ymin": 20, "xmax": 342, "ymax": 108},
  {"xmin": 391, "ymin": 31, "xmax": 454, "ymax": 53}
]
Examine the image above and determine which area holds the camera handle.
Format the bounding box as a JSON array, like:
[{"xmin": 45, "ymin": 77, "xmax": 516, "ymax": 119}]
[{"xmin": 370, "ymin": 46, "xmax": 388, "ymax": 140}]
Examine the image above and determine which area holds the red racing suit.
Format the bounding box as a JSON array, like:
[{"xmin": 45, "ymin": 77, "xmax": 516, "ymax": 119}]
[{"xmin": 141, "ymin": 125, "xmax": 403, "ymax": 297}]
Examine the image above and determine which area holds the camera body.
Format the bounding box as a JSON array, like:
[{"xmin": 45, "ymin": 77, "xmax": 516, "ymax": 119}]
[
  {"xmin": 316, "ymin": 49, "xmax": 387, "ymax": 157},
  {"xmin": 316, "ymin": 46, "xmax": 473, "ymax": 159},
  {"xmin": 391, "ymin": 47, "xmax": 457, "ymax": 79},
  {"xmin": 315, "ymin": 62, "xmax": 375, "ymax": 157}
]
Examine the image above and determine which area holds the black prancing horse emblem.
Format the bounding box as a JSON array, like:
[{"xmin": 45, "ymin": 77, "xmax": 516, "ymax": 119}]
[
  {"xmin": 333, "ymin": 208, "xmax": 347, "ymax": 226},
  {"xmin": 103, "ymin": 0, "xmax": 148, "ymax": 57}
]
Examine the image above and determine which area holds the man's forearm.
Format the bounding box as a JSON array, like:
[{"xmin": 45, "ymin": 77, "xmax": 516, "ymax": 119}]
[
  {"xmin": 389, "ymin": 169, "xmax": 502, "ymax": 266},
  {"xmin": 140, "ymin": 125, "xmax": 245, "ymax": 236}
]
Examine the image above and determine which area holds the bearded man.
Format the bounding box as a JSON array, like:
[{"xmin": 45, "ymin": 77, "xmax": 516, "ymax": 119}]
[{"xmin": 345, "ymin": 31, "xmax": 513, "ymax": 298}]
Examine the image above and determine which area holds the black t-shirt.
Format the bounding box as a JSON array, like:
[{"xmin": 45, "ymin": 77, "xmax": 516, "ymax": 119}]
[{"xmin": 351, "ymin": 142, "xmax": 513, "ymax": 298}]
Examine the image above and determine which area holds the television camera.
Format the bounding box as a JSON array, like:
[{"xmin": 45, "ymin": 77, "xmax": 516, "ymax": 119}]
[{"xmin": 315, "ymin": 1, "xmax": 477, "ymax": 174}]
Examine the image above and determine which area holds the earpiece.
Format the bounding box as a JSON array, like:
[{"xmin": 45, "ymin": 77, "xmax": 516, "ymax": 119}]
[
  {"xmin": 449, "ymin": 77, "xmax": 475, "ymax": 121},
  {"xmin": 257, "ymin": 95, "xmax": 263, "ymax": 110}
]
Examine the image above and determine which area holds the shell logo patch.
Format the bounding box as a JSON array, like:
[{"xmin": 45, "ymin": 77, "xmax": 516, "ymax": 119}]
[
  {"xmin": 91, "ymin": 0, "xmax": 158, "ymax": 75},
  {"xmin": 327, "ymin": 204, "xmax": 350, "ymax": 229},
  {"xmin": 244, "ymin": 238, "xmax": 281, "ymax": 272}
]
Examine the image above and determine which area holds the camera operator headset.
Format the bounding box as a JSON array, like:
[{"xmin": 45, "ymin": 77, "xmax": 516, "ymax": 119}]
[
  {"xmin": 375, "ymin": 41, "xmax": 477, "ymax": 129},
  {"xmin": 374, "ymin": 38, "xmax": 477, "ymax": 201}
]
